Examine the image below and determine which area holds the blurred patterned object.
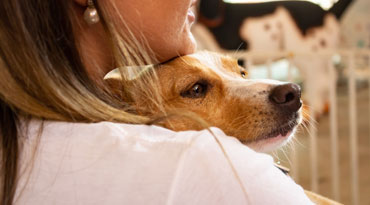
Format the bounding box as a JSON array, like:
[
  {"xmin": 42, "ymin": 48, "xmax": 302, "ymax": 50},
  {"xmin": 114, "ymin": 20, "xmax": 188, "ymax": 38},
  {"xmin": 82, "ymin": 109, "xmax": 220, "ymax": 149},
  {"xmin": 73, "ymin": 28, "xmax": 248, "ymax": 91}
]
[{"xmin": 340, "ymin": 0, "xmax": 370, "ymax": 48}]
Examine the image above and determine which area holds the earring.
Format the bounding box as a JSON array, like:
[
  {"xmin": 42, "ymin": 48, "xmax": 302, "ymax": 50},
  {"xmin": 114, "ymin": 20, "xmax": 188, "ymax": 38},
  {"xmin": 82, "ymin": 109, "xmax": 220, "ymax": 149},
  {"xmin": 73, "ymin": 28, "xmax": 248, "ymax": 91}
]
[{"xmin": 84, "ymin": 0, "xmax": 100, "ymax": 25}]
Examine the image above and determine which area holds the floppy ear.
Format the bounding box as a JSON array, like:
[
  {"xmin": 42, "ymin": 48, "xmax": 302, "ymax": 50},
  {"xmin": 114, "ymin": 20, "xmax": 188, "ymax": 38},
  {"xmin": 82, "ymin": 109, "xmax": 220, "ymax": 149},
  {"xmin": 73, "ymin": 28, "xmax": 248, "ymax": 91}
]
[
  {"xmin": 103, "ymin": 65, "xmax": 157, "ymax": 106},
  {"xmin": 104, "ymin": 68, "xmax": 135, "ymax": 103}
]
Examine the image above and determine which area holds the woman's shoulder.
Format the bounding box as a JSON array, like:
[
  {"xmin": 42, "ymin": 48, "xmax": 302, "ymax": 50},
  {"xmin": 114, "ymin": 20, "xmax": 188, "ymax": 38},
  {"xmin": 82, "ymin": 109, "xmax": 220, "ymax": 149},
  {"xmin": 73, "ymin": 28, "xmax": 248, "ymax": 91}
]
[
  {"xmin": 25, "ymin": 119, "xmax": 256, "ymax": 152},
  {"xmin": 23, "ymin": 119, "xmax": 285, "ymax": 182},
  {"xmin": 25, "ymin": 119, "xmax": 223, "ymax": 148},
  {"xmin": 17, "ymin": 120, "xmax": 312, "ymax": 204}
]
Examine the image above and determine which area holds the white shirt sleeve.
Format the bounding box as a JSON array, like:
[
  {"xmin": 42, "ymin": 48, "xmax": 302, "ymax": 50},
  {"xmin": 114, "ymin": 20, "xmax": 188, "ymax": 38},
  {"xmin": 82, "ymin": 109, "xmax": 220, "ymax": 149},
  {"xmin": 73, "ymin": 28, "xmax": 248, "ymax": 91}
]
[
  {"xmin": 167, "ymin": 128, "xmax": 313, "ymax": 205},
  {"xmin": 15, "ymin": 120, "xmax": 313, "ymax": 205}
]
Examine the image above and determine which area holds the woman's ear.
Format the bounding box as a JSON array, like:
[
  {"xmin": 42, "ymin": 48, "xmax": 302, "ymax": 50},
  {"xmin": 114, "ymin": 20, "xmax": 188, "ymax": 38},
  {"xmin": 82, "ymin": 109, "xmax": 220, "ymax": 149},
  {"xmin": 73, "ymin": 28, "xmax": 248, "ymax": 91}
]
[{"xmin": 73, "ymin": 0, "xmax": 87, "ymax": 7}]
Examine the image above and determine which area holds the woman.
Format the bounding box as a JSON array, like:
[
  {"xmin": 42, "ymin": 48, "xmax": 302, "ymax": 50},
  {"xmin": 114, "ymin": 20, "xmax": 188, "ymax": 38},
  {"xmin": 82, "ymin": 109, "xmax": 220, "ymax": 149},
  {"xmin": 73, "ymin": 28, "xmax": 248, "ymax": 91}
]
[{"xmin": 0, "ymin": 0, "xmax": 312, "ymax": 204}]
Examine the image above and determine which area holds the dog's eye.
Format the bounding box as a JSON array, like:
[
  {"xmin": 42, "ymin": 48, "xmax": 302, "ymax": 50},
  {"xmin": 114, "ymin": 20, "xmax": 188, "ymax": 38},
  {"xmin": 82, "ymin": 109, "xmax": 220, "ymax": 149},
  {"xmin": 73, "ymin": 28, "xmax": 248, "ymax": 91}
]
[{"xmin": 181, "ymin": 81, "xmax": 208, "ymax": 98}]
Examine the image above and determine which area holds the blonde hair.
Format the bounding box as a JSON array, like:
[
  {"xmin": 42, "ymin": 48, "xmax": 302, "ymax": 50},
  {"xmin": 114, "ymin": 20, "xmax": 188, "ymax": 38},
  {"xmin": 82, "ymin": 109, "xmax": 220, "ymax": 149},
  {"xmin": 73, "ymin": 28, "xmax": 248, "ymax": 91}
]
[{"xmin": 0, "ymin": 1, "xmax": 165, "ymax": 204}]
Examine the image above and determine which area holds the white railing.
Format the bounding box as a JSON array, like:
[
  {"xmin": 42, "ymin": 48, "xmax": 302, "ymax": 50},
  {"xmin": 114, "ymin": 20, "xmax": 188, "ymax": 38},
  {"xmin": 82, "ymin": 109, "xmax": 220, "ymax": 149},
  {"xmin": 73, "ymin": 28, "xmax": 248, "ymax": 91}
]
[{"xmin": 224, "ymin": 49, "xmax": 370, "ymax": 205}]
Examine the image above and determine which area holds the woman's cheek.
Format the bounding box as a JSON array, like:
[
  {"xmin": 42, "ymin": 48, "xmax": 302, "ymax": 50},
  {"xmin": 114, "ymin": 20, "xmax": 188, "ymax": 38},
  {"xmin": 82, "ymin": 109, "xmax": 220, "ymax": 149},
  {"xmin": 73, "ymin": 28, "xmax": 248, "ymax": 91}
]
[{"xmin": 181, "ymin": 31, "xmax": 197, "ymax": 55}]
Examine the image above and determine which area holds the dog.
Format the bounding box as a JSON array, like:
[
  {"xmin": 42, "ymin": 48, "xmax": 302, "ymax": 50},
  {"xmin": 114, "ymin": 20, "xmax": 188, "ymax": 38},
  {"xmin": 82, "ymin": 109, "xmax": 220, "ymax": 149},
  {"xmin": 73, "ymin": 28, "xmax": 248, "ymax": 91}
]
[
  {"xmin": 197, "ymin": 0, "xmax": 353, "ymax": 50},
  {"xmin": 104, "ymin": 52, "xmax": 346, "ymax": 204},
  {"xmin": 104, "ymin": 52, "xmax": 302, "ymax": 152}
]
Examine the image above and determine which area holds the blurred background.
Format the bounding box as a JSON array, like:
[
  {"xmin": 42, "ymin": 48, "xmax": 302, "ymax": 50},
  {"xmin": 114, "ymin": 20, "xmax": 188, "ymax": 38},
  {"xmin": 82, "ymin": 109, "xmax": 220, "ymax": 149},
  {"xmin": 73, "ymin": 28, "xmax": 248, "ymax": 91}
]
[{"xmin": 192, "ymin": 0, "xmax": 370, "ymax": 204}]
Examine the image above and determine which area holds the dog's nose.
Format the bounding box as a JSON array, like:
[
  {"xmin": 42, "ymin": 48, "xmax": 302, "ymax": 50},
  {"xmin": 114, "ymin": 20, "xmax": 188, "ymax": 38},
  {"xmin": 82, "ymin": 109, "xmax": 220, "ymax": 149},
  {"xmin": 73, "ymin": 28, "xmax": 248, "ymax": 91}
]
[{"xmin": 269, "ymin": 83, "xmax": 302, "ymax": 112}]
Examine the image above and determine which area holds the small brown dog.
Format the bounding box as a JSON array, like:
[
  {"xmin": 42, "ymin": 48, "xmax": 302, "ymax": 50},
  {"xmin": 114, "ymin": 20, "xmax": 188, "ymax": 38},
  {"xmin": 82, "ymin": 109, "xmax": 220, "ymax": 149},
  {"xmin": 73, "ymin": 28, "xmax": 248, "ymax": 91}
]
[
  {"xmin": 105, "ymin": 52, "xmax": 343, "ymax": 204},
  {"xmin": 105, "ymin": 52, "xmax": 302, "ymax": 152}
]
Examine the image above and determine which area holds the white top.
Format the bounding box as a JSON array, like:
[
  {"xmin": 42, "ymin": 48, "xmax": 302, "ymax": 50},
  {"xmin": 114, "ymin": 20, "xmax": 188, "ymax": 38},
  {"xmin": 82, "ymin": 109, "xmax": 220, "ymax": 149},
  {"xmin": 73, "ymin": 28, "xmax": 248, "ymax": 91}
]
[{"xmin": 14, "ymin": 120, "xmax": 313, "ymax": 205}]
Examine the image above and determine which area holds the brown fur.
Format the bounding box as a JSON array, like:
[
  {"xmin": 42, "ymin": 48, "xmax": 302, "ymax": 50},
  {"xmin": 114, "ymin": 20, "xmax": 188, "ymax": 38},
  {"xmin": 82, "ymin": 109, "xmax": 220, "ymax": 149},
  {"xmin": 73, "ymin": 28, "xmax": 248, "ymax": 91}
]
[
  {"xmin": 105, "ymin": 52, "xmax": 302, "ymax": 152},
  {"xmin": 103, "ymin": 52, "xmax": 345, "ymax": 204}
]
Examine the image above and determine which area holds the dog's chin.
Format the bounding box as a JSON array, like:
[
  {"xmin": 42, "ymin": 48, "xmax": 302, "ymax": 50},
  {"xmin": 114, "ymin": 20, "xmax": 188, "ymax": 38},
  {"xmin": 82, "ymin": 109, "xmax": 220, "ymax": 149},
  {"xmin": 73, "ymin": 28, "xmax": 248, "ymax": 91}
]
[
  {"xmin": 246, "ymin": 113, "xmax": 302, "ymax": 153},
  {"xmin": 247, "ymin": 128, "xmax": 296, "ymax": 153}
]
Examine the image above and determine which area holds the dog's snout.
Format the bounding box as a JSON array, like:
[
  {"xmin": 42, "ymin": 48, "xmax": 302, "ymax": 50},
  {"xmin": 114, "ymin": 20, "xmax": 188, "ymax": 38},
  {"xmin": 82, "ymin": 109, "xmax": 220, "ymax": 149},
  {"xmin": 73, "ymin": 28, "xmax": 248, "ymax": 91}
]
[{"xmin": 269, "ymin": 83, "xmax": 302, "ymax": 112}]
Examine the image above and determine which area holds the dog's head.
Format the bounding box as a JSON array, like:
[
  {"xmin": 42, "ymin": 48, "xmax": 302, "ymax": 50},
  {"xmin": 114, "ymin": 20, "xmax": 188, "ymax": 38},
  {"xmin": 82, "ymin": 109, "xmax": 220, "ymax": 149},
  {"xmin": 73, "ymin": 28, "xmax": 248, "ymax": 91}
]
[{"xmin": 105, "ymin": 52, "xmax": 302, "ymax": 152}]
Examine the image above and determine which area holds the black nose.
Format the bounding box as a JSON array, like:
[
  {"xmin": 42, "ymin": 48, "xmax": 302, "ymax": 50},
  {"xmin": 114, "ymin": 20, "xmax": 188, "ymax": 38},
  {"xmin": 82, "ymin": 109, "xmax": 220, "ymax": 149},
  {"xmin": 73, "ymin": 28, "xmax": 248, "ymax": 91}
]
[{"xmin": 269, "ymin": 83, "xmax": 302, "ymax": 112}]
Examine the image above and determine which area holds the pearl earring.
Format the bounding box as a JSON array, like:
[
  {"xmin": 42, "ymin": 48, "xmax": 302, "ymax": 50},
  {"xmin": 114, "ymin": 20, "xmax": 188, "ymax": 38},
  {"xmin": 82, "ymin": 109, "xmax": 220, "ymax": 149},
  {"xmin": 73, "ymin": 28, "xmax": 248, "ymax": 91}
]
[{"xmin": 84, "ymin": 0, "xmax": 100, "ymax": 25}]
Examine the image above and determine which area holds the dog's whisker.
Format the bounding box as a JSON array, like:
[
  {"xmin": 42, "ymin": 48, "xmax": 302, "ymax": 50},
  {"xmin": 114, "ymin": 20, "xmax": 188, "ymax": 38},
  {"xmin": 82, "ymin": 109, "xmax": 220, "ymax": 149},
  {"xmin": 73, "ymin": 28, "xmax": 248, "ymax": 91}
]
[
  {"xmin": 300, "ymin": 121, "xmax": 310, "ymax": 134},
  {"xmin": 291, "ymin": 136, "xmax": 305, "ymax": 149},
  {"xmin": 229, "ymin": 116, "xmax": 252, "ymax": 129},
  {"xmin": 271, "ymin": 150, "xmax": 281, "ymax": 162},
  {"xmin": 301, "ymin": 116, "xmax": 315, "ymax": 131},
  {"xmin": 288, "ymin": 139, "xmax": 299, "ymax": 153},
  {"xmin": 280, "ymin": 146, "xmax": 293, "ymax": 167},
  {"xmin": 303, "ymin": 115, "xmax": 317, "ymax": 126},
  {"xmin": 301, "ymin": 105, "xmax": 318, "ymax": 126},
  {"xmin": 300, "ymin": 123, "xmax": 310, "ymax": 135},
  {"xmin": 301, "ymin": 123, "xmax": 317, "ymax": 141}
]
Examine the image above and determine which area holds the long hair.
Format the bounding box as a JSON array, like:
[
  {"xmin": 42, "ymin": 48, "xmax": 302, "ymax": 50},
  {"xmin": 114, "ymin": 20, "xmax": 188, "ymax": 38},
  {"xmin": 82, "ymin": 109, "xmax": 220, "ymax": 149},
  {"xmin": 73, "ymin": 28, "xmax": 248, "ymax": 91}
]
[{"xmin": 0, "ymin": 1, "xmax": 164, "ymax": 204}]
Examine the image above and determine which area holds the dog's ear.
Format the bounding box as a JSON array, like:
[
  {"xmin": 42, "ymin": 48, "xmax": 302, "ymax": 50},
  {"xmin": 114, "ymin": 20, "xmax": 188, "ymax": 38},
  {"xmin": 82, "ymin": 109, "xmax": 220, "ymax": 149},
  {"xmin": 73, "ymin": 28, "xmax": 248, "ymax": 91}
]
[
  {"xmin": 104, "ymin": 68, "xmax": 135, "ymax": 103},
  {"xmin": 103, "ymin": 65, "xmax": 156, "ymax": 105}
]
